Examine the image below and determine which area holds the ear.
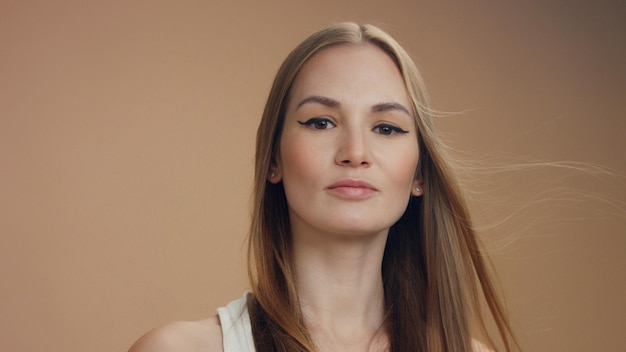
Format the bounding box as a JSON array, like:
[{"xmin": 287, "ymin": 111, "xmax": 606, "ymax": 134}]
[
  {"xmin": 411, "ymin": 179, "xmax": 423, "ymax": 196},
  {"xmin": 267, "ymin": 160, "xmax": 282, "ymax": 184}
]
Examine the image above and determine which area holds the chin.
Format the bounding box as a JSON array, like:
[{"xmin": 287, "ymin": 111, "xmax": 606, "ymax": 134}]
[{"xmin": 324, "ymin": 219, "xmax": 395, "ymax": 238}]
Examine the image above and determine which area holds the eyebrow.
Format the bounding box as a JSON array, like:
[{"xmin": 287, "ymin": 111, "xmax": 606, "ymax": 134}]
[
  {"xmin": 296, "ymin": 95, "xmax": 340, "ymax": 109},
  {"xmin": 371, "ymin": 102, "xmax": 412, "ymax": 117},
  {"xmin": 296, "ymin": 95, "xmax": 411, "ymax": 117}
]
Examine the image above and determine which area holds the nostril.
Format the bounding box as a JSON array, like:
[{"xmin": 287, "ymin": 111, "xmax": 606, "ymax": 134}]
[{"xmin": 339, "ymin": 159, "xmax": 370, "ymax": 167}]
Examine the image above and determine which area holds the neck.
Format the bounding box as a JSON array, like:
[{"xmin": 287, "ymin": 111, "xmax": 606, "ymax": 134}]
[{"xmin": 291, "ymin": 228, "xmax": 390, "ymax": 349}]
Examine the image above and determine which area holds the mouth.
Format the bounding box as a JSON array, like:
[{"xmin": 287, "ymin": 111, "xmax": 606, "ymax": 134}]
[{"xmin": 326, "ymin": 179, "xmax": 378, "ymax": 198}]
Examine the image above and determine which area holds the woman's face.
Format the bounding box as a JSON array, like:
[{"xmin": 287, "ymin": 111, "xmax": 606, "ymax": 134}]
[{"xmin": 271, "ymin": 43, "xmax": 421, "ymax": 238}]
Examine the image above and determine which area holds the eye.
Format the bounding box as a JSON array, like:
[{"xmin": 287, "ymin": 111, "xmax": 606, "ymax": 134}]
[
  {"xmin": 297, "ymin": 117, "xmax": 336, "ymax": 130},
  {"xmin": 373, "ymin": 123, "xmax": 409, "ymax": 135}
]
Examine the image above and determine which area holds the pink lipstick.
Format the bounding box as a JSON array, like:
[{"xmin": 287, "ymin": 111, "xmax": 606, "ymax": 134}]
[{"xmin": 326, "ymin": 179, "xmax": 378, "ymax": 198}]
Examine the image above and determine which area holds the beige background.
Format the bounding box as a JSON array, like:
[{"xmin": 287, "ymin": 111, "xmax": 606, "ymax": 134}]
[{"xmin": 1, "ymin": 1, "xmax": 624, "ymax": 351}]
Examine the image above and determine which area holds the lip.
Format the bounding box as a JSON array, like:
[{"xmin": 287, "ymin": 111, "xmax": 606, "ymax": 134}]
[{"xmin": 326, "ymin": 179, "xmax": 378, "ymax": 198}]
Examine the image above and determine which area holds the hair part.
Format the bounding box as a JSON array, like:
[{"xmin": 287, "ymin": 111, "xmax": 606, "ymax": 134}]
[{"xmin": 248, "ymin": 22, "xmax": 518, "ymax": 352}]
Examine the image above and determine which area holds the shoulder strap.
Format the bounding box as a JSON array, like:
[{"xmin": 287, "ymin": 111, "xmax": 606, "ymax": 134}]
[{"xmin": 217, "ymin": 292, "xmax": 256, "ymax": 352}]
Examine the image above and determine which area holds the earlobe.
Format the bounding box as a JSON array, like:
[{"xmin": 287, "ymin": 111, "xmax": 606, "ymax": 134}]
[
  {"xmin": 268, "ymin": 167, "xmax": 282, "ymax": 184},
  {"xmin": 411, "ymin": 180, "xmax": 423, "ymax": 196}
]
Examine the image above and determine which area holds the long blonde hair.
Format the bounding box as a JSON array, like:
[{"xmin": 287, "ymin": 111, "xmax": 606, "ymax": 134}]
[{"xmin": 247, "ymin": 22, "xmax": 518, "ymax": 352}]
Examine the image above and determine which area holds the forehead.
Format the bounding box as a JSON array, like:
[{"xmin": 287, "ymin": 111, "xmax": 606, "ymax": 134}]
[{"xmin": 289, "ymin": 43, "xmax": 410, "ymax": 108}]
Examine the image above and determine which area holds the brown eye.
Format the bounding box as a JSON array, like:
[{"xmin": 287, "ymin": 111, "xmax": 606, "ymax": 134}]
[
  {"xmin": 373, "ymin": 123, "xmax": 409, "ymax": 135},
  {"xmin": 298, "ymin": 117, "xmax": 336, "ymax": 130},
  {"xmin": 314, "ymin": 120, "xmax": 329, "ymax": 129},
  {"xmin": 379, "ymin": 125, "xmax": 392, "ymax": 135}
]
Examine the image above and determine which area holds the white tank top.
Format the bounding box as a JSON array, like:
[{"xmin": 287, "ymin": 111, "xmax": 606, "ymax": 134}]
[{"xmin": 217, "ymin": 292, "xmax": 255, "ymax": 352}]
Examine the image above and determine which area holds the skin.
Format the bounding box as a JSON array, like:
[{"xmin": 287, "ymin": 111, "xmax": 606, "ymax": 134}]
[
  {"xmin": 127, "ymin": 317, "xmax": 222, "ymax": 352},
  {"xmin": 128, "ymin": 43, "xmax": 422, "ymax": 352}
]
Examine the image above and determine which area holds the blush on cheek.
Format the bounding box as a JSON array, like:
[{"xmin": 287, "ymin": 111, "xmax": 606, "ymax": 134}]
[
  {"xmin": 386, "ymin": 152, "xmax": 419, "ymax": 191},
  {"xmin": 281, "ymin": 137, "xmax": 326, "ymax": 176},
  {"xmin": 279, "ymin": 143, "xmax": 314, "ymax": 197}
]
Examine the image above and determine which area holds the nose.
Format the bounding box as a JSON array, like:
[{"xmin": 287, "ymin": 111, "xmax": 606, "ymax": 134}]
[{"xmin": 335, "ymin": 127, "xmax": 371, "ymax": 167}]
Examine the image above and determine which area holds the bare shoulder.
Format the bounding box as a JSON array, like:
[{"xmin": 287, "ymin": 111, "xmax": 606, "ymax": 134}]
[
  {"xmin": 128, "ymin": 316, "xmax": 223, "ymax": 352},
  {"xmin": 472, "ymin": 339, "xmax": 495, "ymax": 352}
]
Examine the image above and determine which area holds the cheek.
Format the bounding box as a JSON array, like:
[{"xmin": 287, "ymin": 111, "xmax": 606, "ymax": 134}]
[
  {"xmin": 279, "ymin": 136, "xmax": 326, "ymax": 189},
  {"xmin": 384, "ymin": 143, "xmax": 420, "ymax": 189}
]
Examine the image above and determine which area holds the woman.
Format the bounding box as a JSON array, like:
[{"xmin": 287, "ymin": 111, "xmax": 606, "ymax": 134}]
[{"xmin": 130, "ymin": 22, "xmax": 517, "ymax": 352}]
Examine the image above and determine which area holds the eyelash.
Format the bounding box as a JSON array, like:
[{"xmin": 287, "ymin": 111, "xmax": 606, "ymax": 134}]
[
  {"xmin": 297, "ymin": 117, "xmax": 409, "ymax": 136},
  {"xmin": 297, "ymin": 117, "xmax": 335, "ymax": 130},
  {"xmin": 373, "ymin": 124, "xmax": 409, "ymax": 135}
]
